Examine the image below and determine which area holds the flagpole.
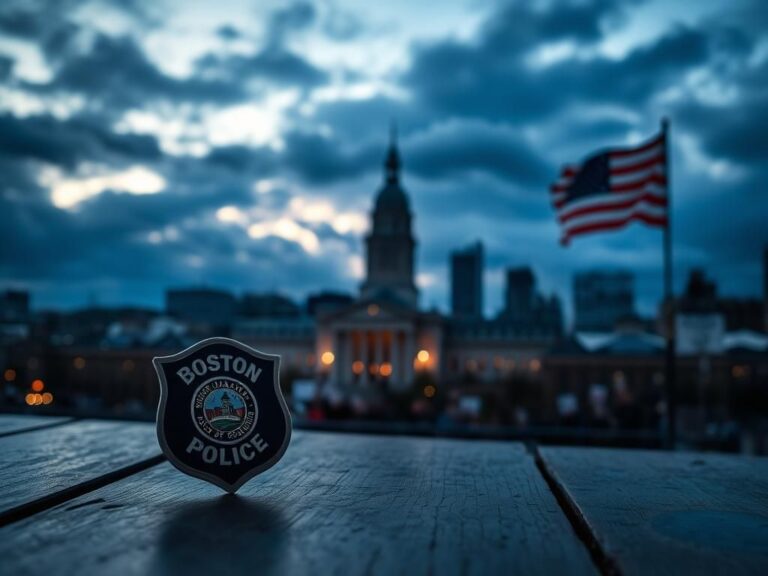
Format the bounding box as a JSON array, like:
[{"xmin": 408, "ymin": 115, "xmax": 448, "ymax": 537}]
[{"xmin": 662, "ymin": 117, "xmax": 676, "ymax": 449}]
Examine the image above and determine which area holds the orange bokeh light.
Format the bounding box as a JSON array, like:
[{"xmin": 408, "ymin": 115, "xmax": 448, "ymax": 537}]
[
  {"xmin": 25, "ymin": 393, "xmax": 35, "ymax": 406},
  {"xmin": 352, "ymin": 360, "xmax": 364, "ymax": 375},
  {"xmin": 379, "ymin": 362, "xmax": 393, "ymax": 377},
  {"xmin": 42, "ymin": 392, "xmax": 54, "ymax": 405},
  {"xmin": 423, "ymin": 385, "xmax": 436, "ymax": 398},
  {"xmin": 31, "ymin": 379, "xmax": 44, "ymax": 392},
  {"xmin": 417, "ymin": 350, "xmax": 430, "ymax": 363},
  {"xmin": 321, "ymin": 351, "xmax": 335, "ymax": 365},
  {"xmin": 3, "ymin": 368, "xmax": 16, "ymax": 382}
]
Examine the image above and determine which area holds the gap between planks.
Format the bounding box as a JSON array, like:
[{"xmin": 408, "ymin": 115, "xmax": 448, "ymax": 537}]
[
  {"xmin": 0, "ymin": 416, "xmax": 78, "ymax": 438},
  {"xmin": 533, "ymin": 445, "xmax": 623, "ymax": 576},
  {"xmin": 0, "ymin": 454, "xmax": 166, "ymax": 528}
]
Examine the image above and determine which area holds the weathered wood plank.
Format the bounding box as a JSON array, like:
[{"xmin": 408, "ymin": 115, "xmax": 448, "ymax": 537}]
[
  {"xmin": 0, "ymin": 414, "xmax": 74, "ymax": 437},
  {"xmin": 0, "ymin": 420, "xmax": 161, "ymax": 520},
  {"xmin": 0, "ymin": 432, "xmax": 595, "ymax": 576},
  {"xmin": 540, "ymin": 447, "xmax": 768, "ymax": 576}
]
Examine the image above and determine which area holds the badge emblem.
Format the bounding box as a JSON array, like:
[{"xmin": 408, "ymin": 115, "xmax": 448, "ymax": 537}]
[{"xmin": 153, "ymin": 337, "xmax": 291, "ymax": 493}]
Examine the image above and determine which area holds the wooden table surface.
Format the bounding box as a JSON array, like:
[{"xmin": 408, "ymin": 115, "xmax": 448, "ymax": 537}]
[{"xmin": 0, "ymin": 415, "xmax": 766, "ymax": 576}]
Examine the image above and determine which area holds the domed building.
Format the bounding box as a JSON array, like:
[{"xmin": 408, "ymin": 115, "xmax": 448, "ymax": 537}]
[
  {"xmin": 360, "ymin": 128, "xmax": 418, "ymax": 308},
  {"xmin": 316, "ymin": 130, "xmax": 443, "ymax": 391},
  {"xmin": 234, "ymin": 128, "xmax": 558, "ymax": 395}
]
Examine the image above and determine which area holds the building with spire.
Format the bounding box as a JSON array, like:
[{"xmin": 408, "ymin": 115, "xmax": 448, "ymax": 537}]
[
  {"xmin": 360, "ymin": 127, "xmax": 418, "ymax": 308},
  {"xmin": 316, "ymin": 129, "xmax": 442, "ymax": 391},
  {"xmin": 233, "ymin": 128, "xmax": 558, "ymax": 395}
]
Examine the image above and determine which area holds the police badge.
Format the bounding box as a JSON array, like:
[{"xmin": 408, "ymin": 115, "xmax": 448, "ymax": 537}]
[{"xmin": 153, "ymin": 337, "xmax": 292, "ymax": 493}]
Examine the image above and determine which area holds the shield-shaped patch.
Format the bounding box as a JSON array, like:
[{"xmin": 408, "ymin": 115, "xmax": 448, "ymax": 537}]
[{"xmin": 154, "ymin": 337, "xmax": 292, "ymax": 493}]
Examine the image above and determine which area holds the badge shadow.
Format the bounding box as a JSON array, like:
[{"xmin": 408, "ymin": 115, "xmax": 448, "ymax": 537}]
[{"xmin": 153, "ymin": 494, "xmax": 289, "ymax": 575}]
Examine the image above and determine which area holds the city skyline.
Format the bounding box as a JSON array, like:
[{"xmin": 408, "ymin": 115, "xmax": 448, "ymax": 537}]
[{"xmin": 1, "ymin": 0, "xmax": 767, "ymax": 319}]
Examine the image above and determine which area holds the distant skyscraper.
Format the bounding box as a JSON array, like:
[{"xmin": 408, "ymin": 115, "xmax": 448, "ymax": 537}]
[
  {"xmin": 573, "ymin": 271, "xmax": 634, "ymax": 332},
  {"xmin": 679, "ymin": 269, "xmax": 763, "ymax": 332},
  {"xmin": 450, "ymin": 241, "xmax": 483, "ymax": 318},
  {"xmin": 0, "ymin": 290, "xmax": 29, "ymax": 323},
  {"xmin": 505, "ymin": 267, "xmax": 535, "ymax": 318},
  {"xmin": 498, "ymin": 266, "xmax": 562, "ymax": 335}
]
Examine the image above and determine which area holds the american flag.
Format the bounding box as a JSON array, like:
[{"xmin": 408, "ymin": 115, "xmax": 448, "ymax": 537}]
[{"xmin": 551, "ymin": 131, "xmax": 667, "ymax": 245}]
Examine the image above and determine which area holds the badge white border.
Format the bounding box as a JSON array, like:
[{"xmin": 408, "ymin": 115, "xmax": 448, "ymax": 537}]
[{"xmin": 153, "ymin": 336, "xmax": 292, "ymax": 493}]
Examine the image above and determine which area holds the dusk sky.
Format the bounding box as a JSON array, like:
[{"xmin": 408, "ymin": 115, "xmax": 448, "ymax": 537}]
[{"xmin": 1, "ymin": 0, "xmax": 766, "ymax": 321}]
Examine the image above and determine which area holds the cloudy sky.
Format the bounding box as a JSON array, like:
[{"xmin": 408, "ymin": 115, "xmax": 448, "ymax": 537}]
[{"xmin": 1, "ymin": 0, "xmax": 766, "ymax": 321}]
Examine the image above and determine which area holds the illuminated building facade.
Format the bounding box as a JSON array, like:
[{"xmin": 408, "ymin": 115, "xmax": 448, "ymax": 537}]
[{"xmin": 316, "ymin": 131, "xmax": 442, "ymax": 390}]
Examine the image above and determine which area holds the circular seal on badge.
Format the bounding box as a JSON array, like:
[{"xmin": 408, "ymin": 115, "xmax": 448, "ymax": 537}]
[{"xmin": 191, "ymin": 377, "xmax": 258, "ymax": 444}]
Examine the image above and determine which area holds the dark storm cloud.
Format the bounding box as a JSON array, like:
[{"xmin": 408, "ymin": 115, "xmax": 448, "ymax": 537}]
[
  {"xmin": 0, "ymin": 152, "xmax": 269, "ymax": 288},
  {"xmin": 676, "ymin": 89, "xmax": 768, "ymax": 168},
  {"xmin": 195, "ymin": 48, "xmax": 328, "ymax": 89},
  {"xmin": 405, "ymin": 23, "xmax": 715, "ymax": 123},
  {"xmin": 194, "ymin": 1, "xmax": 328, "ymax": 91},
  {"xmin": 406, "ymin": 122, "xmax": 551, "ymax": 186},
  {"xmin": 0, "ymin": 8, "xmax": 44, "ymax": 38},
  {"xmin": 280, "ymin": 131, "xmax": 378, "ymax": 184},
  {"xmin": 312, "ymin": 96, "xmax": 434, "ymax": 141},
  {"xmin": 704, "ymin": 98, "xmax": 768, "ymax": 165},
  {"xmin": 0, "ymin": 1, "xmax": 153, "ymax": 59},
  {"xmin": 0, "ymin": 54, "xmax": 13, "ymax": 81},
  {"xmin": 481, "ymin": 0, "xmax": 632, "ymax": 52},
  {"xmin": 204, "ymin": 144, "xmax": 278, "ymax": 174},
  {"xmin": 0, "ymin": 112, "xmax": 161, "ymax": 169},
  {"xmin": 38, "ymin": 34, "xmax": 247, "ymax": 110}
]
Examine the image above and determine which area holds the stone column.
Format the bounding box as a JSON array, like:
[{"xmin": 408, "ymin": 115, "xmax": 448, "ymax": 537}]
[
  {"xmin": 374, "ymin": 330, "xmax": 383, "ymax": 385},
  {"xmin": 404, "ymin": 330, "xmax": 415, "ymax": 386},
  {"xmin": 362, "ymin": 331, "xmax": 371, "ymax": 387},
  {"xmin": 391, "ymin": 330, "xmax": 401, "ymax": 389},
  {"xmin": 332, "ymin": 329, "xmax": 341, "ymax": 385},
  {"xmin": 344, "ymin": 329, "xmax": 353, "ymax": 386}
]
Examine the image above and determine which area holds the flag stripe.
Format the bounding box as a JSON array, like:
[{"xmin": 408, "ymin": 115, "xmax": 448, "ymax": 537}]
[
  {"xmin": 608, "ymin": 134, "xmax": 664, "ymax": 158},
  {"xmin": 611, "ymin": 172, "xmax": 666, "ymax": 193},
  {"xmin": 561, "ymin": 211, "xmax": 667, "ymax": 244},
  {"xmin": 609, "ymin": 152, "xmax": 665, "ymax": 175},
  {"xmin": 550, "ymin": 129, "xmax": 667, "ymax": 244},
  {"xmin": 610, "ymin": 142, "xmax": 664, "ymax": 169},
  {"xmin": 558, "ymin": 188, "xmax": 667, "ymax": 224},
  {"xmin": 561, "ymin": 197, "xmax": 668, "ymax": 228}
]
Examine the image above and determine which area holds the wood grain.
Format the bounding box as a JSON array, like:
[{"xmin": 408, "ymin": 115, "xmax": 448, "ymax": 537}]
[
  {"xmin": 0, "ymin": 430, "xmax": 595, "ymax": 576},
  {"xmin": 0, "ymin": 419, "xmax": 160, "ymax": 517},
  {"xmin": 0, "ymin": 414, "xmax": 73, "ymax": 437},
  {"xmin": 540, "ymin": 447, "xmax": 768, "ymax": 576}
]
